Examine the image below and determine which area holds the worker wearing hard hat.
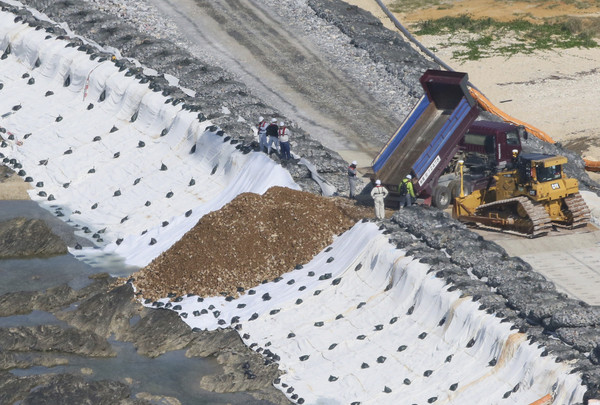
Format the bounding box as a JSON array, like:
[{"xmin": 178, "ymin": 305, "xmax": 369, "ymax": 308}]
[
  {"xmin": 278, "ymin": 121, "xmax": 291, "ymax": 160},
  {"xmin": 266, "ymin": 118, "xmax": 279, "ymax": 155},
  {"xmin": 257, "ymin": 116, "xmax": 268, "ymax": 153},
  {"xmin": 348, "ymin": 160, "xmax": 358, "ymax": 199},
  {"xmin": 398, "ymin": 174, "xmax": 416, "ymax": 208},
  {"xmin": 370, "ymin": 179, "xmax": 389, "ymax": 220}
]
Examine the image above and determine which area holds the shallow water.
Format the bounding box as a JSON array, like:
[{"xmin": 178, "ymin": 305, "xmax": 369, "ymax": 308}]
[
  {"xmin": 9, "ymin": 339, "xmax": 268, "ymax": 405},
  {"xmin": 0, "ymin": 199, "xmax": 139, "ymax": 295},
  {"xmin": 0, "ymin": 310, "xmax": 68, "ymax": 328},
  {"xmin": 1, "ymin": 201, "xmax": 273, "ymax": 405},
  {"xmin": 0, "ymin": 200, "xmax": 94, "ymax": 248},
  {"xmin": 0, "ymin": 255, "xmax": 102, "ymax": 295}
]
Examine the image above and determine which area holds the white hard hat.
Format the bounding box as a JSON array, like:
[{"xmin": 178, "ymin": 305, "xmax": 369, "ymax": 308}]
[
  {"xmin": 259, "ymin": 116, "xmax": 264, "ymax": 121},
  {"xmin": 406, "ymin": 174, "xmax": 412, "ymax": 180},
  {"xmin": 280, "ymin": 121, "xmax": 285, "ymax": 126},
  {"xmin": 271, "ymin": 118, "xmax": 277, "ymax": 123},
  {"xmin": 351, "ymin": 161, "xmax": 357, "ymax": 166},
  {"xmin": 375, "ymin": 179, "xmax": 381, "ymax": 185}
]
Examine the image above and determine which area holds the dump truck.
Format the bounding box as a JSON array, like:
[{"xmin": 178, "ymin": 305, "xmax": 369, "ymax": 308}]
[
  {"xmin": 372, "ymin": 69, "xmax": 525, "ymax": 208},
  {"xmin": 372, "ymin": 68, "xmax": 591, "ymax": 236},
  {"xmin": 452, "ymin": 152, "xmax": 591, "ymax": 237},
  {"xmin": 443, "ymin": 120, "xmax": 527, "ymax": 202}
]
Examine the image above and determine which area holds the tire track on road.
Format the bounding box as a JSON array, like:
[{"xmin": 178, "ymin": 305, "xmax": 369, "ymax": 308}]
[{"xmin": 147, "ymin": 0, "xmax": 402, "ymax": 164}]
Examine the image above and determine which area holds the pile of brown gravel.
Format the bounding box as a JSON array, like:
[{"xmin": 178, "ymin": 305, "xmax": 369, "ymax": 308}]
[{"xmin": 133, "ymin": 186, "xmax": 373, "ymax": 301}]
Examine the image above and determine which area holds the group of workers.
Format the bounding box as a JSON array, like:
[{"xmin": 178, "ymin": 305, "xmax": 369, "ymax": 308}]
[
  {"xmin": 257, "ymin": 117, "xmax": 415, "ymax": 220},
  {"xmin": 257, "ymin": 116, "xmax": 292, "ymax": 160},
  {"xmin": 349, "ymin": 161, "xmax": 415, "ymax": 220}
]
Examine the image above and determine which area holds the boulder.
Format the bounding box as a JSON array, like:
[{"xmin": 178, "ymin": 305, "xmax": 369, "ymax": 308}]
[
  {"xmin": 0, "ymin": 325, "xmax": 114, "ymax": 357},
  {"xmin": 0, "ymin": 217, "xmax": 67, "ymax": 258},
  {"xmin": 19, "ymin": 374, "xmax": 131, "ymax": 405}
]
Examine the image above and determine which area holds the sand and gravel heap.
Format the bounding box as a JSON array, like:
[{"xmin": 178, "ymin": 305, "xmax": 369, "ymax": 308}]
[{"xmin": 133, "ymin": 186, "xmax": 371, "ymax": 301}]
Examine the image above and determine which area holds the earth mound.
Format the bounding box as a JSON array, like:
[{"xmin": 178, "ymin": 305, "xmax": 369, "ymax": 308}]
[{"xmin": 133, "ymin": 186, "xmax": 372, "ymax": 300}]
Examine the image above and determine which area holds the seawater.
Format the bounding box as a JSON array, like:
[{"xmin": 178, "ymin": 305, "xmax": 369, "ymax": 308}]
[{"xmin": 0, "ymin": 200, "xmax": 272, "ymax": 405}]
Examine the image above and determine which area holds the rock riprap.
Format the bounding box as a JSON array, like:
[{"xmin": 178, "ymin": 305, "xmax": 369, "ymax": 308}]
[{"xmin": 133, "ymin": 186, "xmax": 371, "ymax": 300}]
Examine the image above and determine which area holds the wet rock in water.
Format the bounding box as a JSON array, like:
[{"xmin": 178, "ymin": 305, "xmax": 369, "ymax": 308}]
[
  {"xmin": 0, "ymin": 352, "xmax": 69, "ymax": 373},
  {"xmin": 0, "ymin": 372, "xmax": 53, "ymax": 404},
  {"xmin": 125, "ymin": 307, "xmax": 195, "ymax": 358},
  {"xmin": 56, "ymin": 283, "xmax": 140, "ymax": 341},
  {"xmin": 14, "ymin": 373, "xmax": 132, "ymax": 405},
  {"xmin": 188, "ymin": 329, "xmax": 288, "ymax": 404},
  {"xmin": 0, "ymin": 325, "xmax": 114, "ymax": 357},
  {"xmin": 0, "ymin": 217, "xmax": 67, "ymax": 258},
  {"xmin": 0, "ymin": 284, "xmax": 77, "ymax": 317}
]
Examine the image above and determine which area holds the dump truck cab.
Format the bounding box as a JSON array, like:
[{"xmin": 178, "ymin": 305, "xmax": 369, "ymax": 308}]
[{"xmin": 461, "ymin": 121, "xmax": 524, "ymax": 173}]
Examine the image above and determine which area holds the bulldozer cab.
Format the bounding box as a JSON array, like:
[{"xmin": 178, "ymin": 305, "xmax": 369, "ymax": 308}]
[
  {"xmin": 452, "ymin": 152, "xmax": 590, "ymax": 236},
  {"xmin": 513, "ymin": 153, "xmax": 579, "ymax": 202},
  {"xmin": 517, "ymin": 154, "xmax": 565, "ymax": 184}
]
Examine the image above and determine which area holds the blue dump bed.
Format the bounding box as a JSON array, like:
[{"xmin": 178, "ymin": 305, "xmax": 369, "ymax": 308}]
[{"xmin": 372, "ymin": 70, "xmax": 479, "ymax": 199}]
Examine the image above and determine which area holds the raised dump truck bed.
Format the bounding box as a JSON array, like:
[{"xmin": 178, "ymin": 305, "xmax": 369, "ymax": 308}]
[{"xmin": 372, "ymin": 70, "xmax": 480, "ymax": 206}]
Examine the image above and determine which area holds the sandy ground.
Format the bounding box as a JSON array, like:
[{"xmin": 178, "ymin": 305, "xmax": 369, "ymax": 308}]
[
  {"xmin": 0, "ymin": 168, "xmax": 31, "ymax": 200},
  {"xmin": 345, "ymin": 0, "xmax": 600, "ymax": 182}
]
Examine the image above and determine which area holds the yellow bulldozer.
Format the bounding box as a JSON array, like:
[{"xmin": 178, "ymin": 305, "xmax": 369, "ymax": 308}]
[{"xmin": 452, "ymin": 152, "xmax": 591, "ymax": 237}]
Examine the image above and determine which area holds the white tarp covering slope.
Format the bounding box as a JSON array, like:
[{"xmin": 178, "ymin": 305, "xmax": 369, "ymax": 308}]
[
  {"xmin": 0, "ymin": 10, "xmax": 298, "ymax": 267},
  {"xmin": 164, "ymin": 222, "xmax": 585, "ymax": 404}
]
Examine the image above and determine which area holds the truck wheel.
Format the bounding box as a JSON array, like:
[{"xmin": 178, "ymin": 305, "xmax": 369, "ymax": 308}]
[
  {"xmin": 448, "ymin": 180, "xmax": 461, "ymax": 202},
  {"xmin": 449, "ymin": 180, "xmax": 472, "ymax": 201},
  {"xmin": 433, "ymin": 185, "xmax": 450, "ymax": 209}
]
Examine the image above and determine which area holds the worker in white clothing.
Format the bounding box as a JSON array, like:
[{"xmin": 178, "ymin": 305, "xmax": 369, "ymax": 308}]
[
  {"xmin": 257, "ymin": 116, "xmax": 268, "ymax": 153},
  {"xmin": 370, "ymin": 179, "xmax": 389, "ymax": 220}
]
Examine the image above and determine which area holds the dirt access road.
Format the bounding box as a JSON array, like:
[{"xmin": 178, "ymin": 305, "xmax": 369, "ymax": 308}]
[{"xmin": 146, "ymin": 0, "xmax": 404, "ymax": 168}]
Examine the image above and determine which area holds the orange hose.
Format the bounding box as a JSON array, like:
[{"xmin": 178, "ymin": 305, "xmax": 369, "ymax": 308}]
[
  {"xmin": 528, "ymin": 393, "xmax": 553, "ymax": 405},
  {"xmin": 469, "ymin": 87, "xmax": 600, "ymax": 172}
]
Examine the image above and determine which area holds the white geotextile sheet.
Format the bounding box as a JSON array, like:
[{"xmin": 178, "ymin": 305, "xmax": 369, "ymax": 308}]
[
  {"xmin": 160, "ymin": 222, "xmax": 585, "ymax": 404},
  {"xmin": 0, "ymin": 11, "xmax": 299, "ymax": 267}
]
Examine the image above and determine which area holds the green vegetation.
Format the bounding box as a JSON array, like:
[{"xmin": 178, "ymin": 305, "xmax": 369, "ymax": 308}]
[
  {"xmin": 389, "ymin": 0, "xmax": 600, "ymax": 11},
  {"xmin": 389, "ymin": 0, "xmax": 452, "ymax": 13},
  {"xmin": 412, "ymin": 14, "xmax": 598, "ymax": 60}
]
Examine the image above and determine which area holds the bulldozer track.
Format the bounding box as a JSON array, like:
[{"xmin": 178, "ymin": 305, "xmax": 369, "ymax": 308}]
[
  {"xmin": 476, "ymin": 196, "xmax": 553, "ymax": 237},
  {"xmin": 564, "ymin": 192, "xmax": 591, "ymax": 228}
]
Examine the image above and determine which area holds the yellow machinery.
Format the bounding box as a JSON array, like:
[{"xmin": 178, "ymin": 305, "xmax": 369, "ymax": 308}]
[{"xmin": 453, "ymin": 153, "xmax": 591, "ymax": 237}]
